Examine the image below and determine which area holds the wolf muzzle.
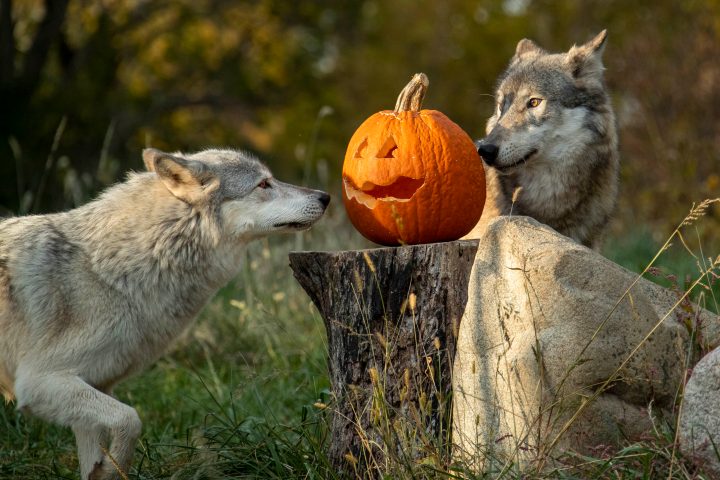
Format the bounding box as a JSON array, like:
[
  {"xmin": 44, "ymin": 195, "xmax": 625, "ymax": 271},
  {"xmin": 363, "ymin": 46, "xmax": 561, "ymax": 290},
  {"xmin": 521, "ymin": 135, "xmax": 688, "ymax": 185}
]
[
  {"xmin": 475, "ymin": 140, "xmax": 499, "ymax": 165},
  {"xmin": 317, "ymin": 192, "xmax": 331, "ymax": 208}
]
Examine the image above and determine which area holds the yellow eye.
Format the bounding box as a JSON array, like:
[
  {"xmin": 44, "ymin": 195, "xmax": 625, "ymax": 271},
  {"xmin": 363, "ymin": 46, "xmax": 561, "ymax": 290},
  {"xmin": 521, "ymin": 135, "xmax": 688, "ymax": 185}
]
[{"xmin": 527, "ymin": 98, "xmax": 542, "ymax": 109}]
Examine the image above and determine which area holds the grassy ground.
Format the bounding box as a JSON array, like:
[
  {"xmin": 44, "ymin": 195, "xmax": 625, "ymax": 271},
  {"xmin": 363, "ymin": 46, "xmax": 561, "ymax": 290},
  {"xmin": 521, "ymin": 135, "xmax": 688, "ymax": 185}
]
[{"xmin": 1, "ymin": 202, "xmax": 718, "ymax": 479}]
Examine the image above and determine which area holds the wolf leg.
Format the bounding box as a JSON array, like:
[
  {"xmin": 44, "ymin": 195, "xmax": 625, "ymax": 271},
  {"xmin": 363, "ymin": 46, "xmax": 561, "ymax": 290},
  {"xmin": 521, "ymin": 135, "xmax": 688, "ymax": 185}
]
[
  {"xmin": 72, "ymin": 425, "xmax": 106, "ymax": 479},
  {"xmin": 14, "ymin": 372, "xmax": 141, "ymax": 480}
]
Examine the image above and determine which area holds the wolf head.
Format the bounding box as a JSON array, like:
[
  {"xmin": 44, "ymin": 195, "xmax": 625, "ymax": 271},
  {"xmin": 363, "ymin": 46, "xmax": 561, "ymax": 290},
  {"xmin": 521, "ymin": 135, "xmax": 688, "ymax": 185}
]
[
  {"xmin": 477, "ymin": 30, "xmax": 611, "ymax": 170},
  {"xmin": 142, "ymin": 148, "xmax": 330, "ymax": 239}
]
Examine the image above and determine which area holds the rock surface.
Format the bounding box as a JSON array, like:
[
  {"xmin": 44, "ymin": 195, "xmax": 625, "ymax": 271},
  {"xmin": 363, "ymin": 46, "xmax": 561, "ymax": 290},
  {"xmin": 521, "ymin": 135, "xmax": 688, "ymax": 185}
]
[
  {"xmin": 452, "ymin": 216, "xmax": 719, "ymax": 470},
  {"xmin": 679, "ymin": 347, "xmax": 720, "ymax": 478}
]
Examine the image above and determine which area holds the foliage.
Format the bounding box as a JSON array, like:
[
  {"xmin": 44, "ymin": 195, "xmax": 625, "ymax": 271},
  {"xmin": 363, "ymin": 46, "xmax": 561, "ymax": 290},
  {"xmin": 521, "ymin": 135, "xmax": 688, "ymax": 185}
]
[{"xmin": 0, "ymin": 0, "xmax": 718, "ymax": 236}]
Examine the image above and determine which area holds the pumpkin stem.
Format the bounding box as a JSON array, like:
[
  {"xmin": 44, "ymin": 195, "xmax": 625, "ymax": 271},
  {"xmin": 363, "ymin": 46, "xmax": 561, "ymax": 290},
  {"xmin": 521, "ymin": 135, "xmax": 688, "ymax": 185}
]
[{"xmin": 394, "ymin": 73, "xmax": 429, "ymax": 113}]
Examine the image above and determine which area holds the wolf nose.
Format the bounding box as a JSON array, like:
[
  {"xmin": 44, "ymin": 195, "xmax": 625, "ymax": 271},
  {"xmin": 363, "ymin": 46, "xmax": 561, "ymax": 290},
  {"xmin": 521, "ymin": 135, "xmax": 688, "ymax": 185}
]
[
  {"xmin": 317, "ymin": 192, "xmax": 331, "ymax": 208},
  {"xmin": 477, "ymin": 142, "xmax": 499, "ymax": 164}
]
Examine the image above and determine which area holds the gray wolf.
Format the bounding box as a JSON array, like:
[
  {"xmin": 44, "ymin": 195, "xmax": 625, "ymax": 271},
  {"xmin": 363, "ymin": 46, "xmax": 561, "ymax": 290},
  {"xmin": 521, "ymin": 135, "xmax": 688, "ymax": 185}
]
[
  {"xmin": 465, "ymin": 30, "xmax": 619, "ymax": 248},
  {"xmin": 0, "ymin": 148, "xmax": 329, "ymax": 479}
]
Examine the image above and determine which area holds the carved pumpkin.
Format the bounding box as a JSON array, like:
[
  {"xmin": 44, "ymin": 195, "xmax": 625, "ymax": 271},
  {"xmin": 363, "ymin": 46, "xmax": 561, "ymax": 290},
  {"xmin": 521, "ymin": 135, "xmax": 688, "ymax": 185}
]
[{"xmin": 342, "ymin": 73, "xmax": 486, "ymax": 245}]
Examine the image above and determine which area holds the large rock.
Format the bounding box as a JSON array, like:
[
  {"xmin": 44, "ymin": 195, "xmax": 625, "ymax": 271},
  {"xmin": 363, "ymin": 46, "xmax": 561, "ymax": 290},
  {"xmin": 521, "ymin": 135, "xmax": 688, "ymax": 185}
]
[
  {"xmin": 453, "ymin": 216, "xmax": 719, "ymax": 471},
  {"xmin": 679, "ymin": 346, "xmax": 720, "ymax": 477}
]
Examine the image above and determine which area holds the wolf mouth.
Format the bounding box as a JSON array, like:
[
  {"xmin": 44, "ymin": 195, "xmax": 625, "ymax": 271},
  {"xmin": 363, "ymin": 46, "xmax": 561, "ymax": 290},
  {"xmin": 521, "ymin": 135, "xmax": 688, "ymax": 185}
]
[
  {"xmin": 343, "ymin": 176, "xmax": 425, "ymax": 208},
  {"xmin": 498, "ymin": 149, "xmax": 538, "ymax": 170},
  {"xmin": 274, "ymin": 221, "xmax": 313, "ymax": 229}
]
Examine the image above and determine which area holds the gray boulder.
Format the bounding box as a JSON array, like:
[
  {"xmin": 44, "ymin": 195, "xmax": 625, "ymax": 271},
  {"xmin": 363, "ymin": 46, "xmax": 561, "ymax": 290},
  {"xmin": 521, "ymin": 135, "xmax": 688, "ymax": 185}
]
[
  {"xmin": 679, "ymin": 347, "xmax": 720, "ymax": 477},
  {"xmin": 452, "ymin": 216, "xmax": 719, "ymax": 471}
]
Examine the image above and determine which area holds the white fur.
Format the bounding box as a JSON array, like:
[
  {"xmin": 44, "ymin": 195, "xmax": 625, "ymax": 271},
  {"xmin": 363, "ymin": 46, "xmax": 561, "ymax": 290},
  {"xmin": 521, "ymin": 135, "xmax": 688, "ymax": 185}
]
[
  {"xmin": 513, "ymin": 108, "xmax": 592, "ymax": 212},
  {"xmin": 544, "ymin": 107, "xmax": 593, "ymax": 163},
  {"xmin": 0, "ymin": 148, "xmax": 329, "ymax": 479}
]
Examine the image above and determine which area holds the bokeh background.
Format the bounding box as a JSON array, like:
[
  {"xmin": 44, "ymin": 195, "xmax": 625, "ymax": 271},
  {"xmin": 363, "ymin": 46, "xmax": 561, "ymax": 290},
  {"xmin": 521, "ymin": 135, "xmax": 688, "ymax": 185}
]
[
  {"xmin": 1, "ymin": 2, "xmax": 719, "ymax": 477},
  {"xmin": 1, "ymin": 0, "xmax": 718, "ymax": 245}
]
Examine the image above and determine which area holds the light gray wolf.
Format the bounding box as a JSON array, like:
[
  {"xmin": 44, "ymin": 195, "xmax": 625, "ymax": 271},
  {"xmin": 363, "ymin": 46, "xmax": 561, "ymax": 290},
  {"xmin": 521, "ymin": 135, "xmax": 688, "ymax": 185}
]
[
  {"xmin": 465, "ymin": 30, "xmax": 619, "ymax": 249},
  {"xmin": 0, "ymin": 148, "xmax": 330, "ymax": 480}
]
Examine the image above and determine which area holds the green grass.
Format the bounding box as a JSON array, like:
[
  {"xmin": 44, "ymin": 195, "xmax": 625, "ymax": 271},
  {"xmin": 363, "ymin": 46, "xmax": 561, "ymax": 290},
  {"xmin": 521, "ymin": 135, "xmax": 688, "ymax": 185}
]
[
  {"xmin": 1, "ymin": 204, "xmax": 718, "ymax": 479},
  {"xmin": 604, "ymin": 224, "xmax": 719, "ymax": 315}
]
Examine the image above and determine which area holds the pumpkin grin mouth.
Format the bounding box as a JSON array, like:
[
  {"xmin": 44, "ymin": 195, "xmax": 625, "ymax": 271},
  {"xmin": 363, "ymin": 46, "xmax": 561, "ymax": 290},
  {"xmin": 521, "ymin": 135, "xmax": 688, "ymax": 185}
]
[{"xmin": 343, "ymin": 176, "xmax": 425, "ymax": 208}]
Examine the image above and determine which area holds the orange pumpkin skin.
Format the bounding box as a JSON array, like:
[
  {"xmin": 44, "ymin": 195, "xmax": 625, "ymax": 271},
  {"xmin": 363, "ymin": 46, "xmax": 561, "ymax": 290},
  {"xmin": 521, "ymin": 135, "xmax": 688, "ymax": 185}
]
[{"xmin": 342, "ymin": 108, "xmax": 486, "ymax": 246}]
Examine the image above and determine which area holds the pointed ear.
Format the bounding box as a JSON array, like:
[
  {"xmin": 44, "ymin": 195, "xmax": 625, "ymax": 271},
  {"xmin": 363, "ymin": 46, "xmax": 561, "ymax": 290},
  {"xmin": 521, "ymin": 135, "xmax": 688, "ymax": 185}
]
[
  {"xmin": 566, "ymin": 29, "xmax": 608, "ymax": 79},
  {"xmin": 143, "ymin": 148, "xmax": 218, "ymax": 204},
  {"xmin": 512, "ymin": 38, "xmax": 545, "ymax": 62},
  {"xmin": 142, "ymin": 148, "xmax": 159, "ymax": 172}
]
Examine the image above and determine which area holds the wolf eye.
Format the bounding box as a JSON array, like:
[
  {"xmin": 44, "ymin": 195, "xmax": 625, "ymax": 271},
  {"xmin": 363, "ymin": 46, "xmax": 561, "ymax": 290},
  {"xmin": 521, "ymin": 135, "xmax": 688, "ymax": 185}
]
[
  {"xmin": 257, "ymin": 179, "xmax": 271, "ymax": 189},
  {"xmin": 527, "ymin": 98, "xmax": 542, "ymax": 109}
]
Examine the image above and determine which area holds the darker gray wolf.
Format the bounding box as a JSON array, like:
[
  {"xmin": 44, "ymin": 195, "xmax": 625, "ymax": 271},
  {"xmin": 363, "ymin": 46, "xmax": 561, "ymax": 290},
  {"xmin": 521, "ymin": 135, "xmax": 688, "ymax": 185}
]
[
  {"xmin": 0, "ymin": 148, "xmax": 329, "ymax": 479},
  {"xmin": 467, "ymin": 30, "xmax": 619, "ymax": 249}
]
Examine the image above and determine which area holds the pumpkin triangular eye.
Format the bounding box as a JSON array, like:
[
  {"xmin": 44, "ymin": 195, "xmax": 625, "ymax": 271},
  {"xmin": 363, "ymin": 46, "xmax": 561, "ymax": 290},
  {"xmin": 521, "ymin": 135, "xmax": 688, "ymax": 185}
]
[
  {"xmin": 354, "ymin": 138, "xmax": 368, "ymax": 158},
  {"xmin": 377, "ymin": 137, "xmax": 398, "ymax": 158}
]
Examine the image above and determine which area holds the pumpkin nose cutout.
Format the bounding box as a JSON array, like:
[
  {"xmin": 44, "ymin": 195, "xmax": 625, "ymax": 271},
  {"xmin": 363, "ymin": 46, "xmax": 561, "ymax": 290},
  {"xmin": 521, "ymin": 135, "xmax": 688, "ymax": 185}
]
[
  {"xmin": 354, "ymin": 137, "xmax": 400, "ymax": 159},
  {"xmin": 376, "ymin": 137, "xmax": 398, "ymax": 158}
]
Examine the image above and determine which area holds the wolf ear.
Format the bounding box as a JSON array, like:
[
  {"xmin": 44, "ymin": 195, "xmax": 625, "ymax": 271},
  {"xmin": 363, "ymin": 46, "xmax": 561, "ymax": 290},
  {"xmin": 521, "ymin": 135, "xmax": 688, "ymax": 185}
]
[
  {"xmin": 512, "ymin": 38, "xmax": 544, "ymax": 62},
  {"xmin": 142, "ymin": 148, "xmax": 159, "ymax": 172},
  {"xmin": 142, "ymin": 148, "xmax": 185, "ymax": 172},
  {"xmin": 143, "ymin": 148, "xmax": 218, "ymax": 204},
  {"xmin": 566, "ymin": 29, "xmax": 607, "ymax": 80}
]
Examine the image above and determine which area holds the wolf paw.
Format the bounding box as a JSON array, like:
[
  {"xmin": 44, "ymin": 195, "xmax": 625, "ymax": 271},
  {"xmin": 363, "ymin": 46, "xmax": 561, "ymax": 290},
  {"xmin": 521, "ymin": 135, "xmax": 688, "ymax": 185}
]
[{"xmin": 88, "ymin": 458, "xmax": 125, "ymax": 480}]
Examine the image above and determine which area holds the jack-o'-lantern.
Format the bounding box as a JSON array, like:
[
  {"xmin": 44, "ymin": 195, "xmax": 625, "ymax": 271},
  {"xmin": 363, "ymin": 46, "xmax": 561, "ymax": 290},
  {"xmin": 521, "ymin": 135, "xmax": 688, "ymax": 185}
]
[{"xmin": 342, "ymin": 73, "xmax": 486, "ymax": 245}]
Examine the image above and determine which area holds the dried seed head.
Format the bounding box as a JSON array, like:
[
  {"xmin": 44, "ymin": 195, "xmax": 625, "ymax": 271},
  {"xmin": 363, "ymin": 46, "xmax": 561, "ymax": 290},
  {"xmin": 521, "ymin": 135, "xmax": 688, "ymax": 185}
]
[
  {"xmin": 363, "ymin": 251, "xmax": 376, "ymax": 274},
  {"xmin": 369, "ymin": 367, "xmax": 380, "ymax": 385}
]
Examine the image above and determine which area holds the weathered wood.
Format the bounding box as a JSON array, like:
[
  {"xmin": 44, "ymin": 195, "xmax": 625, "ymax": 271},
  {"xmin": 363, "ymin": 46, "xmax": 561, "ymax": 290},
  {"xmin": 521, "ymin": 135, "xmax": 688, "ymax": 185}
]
[{"xmin": 289, "ymin": 240, "xmax": 478, "ymax": 475}]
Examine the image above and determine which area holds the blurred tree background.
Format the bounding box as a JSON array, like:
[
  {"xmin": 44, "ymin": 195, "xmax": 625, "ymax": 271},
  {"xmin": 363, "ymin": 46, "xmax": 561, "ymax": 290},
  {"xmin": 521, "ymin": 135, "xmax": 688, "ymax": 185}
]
[{"xmin": 0, "ymin": 0, "xmax": 718, "ymax": 243}]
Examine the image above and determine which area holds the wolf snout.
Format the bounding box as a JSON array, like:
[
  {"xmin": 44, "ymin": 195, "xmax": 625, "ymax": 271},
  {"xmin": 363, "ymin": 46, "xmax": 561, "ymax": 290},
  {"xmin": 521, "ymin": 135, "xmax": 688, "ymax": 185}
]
[
  {"xmin": 316, "ymin": 191, "xmax": 331, "ymax": 208},
  {"xmin": 476, "ymin": 141, "xmax": 499, "ymax": 165}
]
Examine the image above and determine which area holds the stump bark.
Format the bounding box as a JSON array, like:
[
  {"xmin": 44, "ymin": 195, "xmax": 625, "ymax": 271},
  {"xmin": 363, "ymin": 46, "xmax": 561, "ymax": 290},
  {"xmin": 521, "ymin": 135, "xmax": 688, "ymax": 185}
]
[{"xmin": 289, "ymin": 240, "xmax": 478, "ymax": 475}]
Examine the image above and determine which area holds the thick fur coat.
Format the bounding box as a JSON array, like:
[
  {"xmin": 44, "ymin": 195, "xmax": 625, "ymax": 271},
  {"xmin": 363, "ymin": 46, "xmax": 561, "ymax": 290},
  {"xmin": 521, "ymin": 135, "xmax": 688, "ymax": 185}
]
[
  {"xmin": 0, "ymin": 148, "xmax": 329, "ymax": 480},
  {"xmin": 466, "ymin": 30, "xmax": 619, "ymax": 248}
]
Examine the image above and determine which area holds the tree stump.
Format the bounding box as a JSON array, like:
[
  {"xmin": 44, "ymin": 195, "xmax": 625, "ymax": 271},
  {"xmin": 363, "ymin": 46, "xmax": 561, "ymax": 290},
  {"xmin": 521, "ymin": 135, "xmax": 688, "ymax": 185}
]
[{"xmin": 289, "ymin": 240, "xmax": 478, "ymax": 475}]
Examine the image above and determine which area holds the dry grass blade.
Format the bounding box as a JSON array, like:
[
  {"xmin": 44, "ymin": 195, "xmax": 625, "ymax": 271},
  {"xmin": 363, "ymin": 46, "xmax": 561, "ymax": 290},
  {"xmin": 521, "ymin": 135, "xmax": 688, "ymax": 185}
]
[
  {"xmin": 99, "ymin": 446, "xmax": 130, "ymax": 480},
  {"xmin": 681, "ymin": 198, "xmax": 720, "ymax": 227}
]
